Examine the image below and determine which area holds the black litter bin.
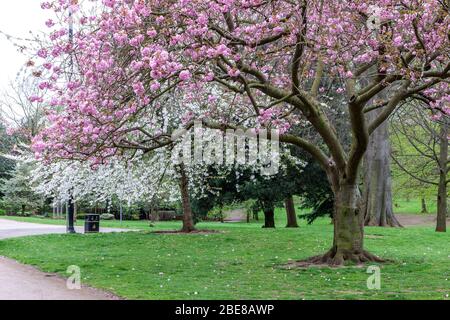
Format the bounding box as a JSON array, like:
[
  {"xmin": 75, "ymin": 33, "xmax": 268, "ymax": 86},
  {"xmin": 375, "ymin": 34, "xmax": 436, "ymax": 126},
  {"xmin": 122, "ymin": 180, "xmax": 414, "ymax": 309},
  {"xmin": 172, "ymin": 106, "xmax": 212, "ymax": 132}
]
[{"xmin": 85, "ymin": 214, "xmax": 100, "ymax": 233}]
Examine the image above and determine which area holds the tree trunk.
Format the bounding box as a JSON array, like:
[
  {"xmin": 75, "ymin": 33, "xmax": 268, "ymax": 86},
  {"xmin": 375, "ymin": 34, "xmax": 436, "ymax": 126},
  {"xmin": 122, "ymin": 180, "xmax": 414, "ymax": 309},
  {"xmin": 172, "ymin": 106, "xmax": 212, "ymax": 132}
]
[
  {"xmin": 262, "ymin": 207, "xmax": 275, "ymax": 228},
  {"xmin": 436, "ymin": 179, "xmax": 447, "ymax": 232},
  {"xmin": 363, "ymin": 108, "xmax": 402, "ymax": 227},
  {"xmin": 421, "ymin": 198, "xmax": 428, "ymax": 214},
  {"xmin": 305, "ymin": 184, "xmax": 384, "ymax": 265},
  {"xmin": 67, "ymin": 197, "xmax": 76, "ymax": 233},
  {"xmin": 21, "ymin": 204, "xmax": 25, "ymax": 216},
  {"xmin": 436, "ymin": 120, "xmax": 448, "ymax": 232},
  {"xmin": 178, "ymin": 164, "xmax": 196, "ymax": 233},
  {"xmin": 285, "ymin": 196, "xmax": 299, "ymax": 228}
]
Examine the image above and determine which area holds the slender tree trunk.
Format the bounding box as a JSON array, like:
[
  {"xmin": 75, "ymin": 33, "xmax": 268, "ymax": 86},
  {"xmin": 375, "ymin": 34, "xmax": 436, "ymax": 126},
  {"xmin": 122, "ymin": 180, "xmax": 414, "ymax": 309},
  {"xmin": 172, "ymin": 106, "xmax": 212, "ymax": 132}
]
[
  {"xmin": 363, "ymin": 108, "xmax": 401, "ymax": 227},
  {"xmin": 421, "ymin": 198, "xmax": 428, "ymax": 214},
  {"xmin": 262, "ymin": 207, "xmax": 275, "ymax": 228},
  {"xmin": 21, "ymin": 204, "xmax": 25, "ymax": 216},
  {"xmin": 67, "ymin": 196, "xmax": 76, "ymax": 233},
  {"xmin": 436, "ymin": 120, "xmax": 448, "ymax": 232},
  {"xmin": 305, "ymin": 184, "xmax": 384, "ymax": 265},
  {"xmin": 285, "ymin": 196, "xmax": 299, "ymax": 228},
  {"xmin": 436, "ymin": 179, "xmax": 447, "ymax": 232},
  {"xmin": 178, "ymin": 164, "xmax": 196, "ymax": 233}
]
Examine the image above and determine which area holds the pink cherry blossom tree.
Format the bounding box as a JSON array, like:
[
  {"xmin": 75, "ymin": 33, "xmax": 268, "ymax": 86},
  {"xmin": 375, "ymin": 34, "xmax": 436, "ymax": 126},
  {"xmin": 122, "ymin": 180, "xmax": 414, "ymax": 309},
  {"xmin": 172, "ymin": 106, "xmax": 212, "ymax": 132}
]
[{"xmin": 32, "ymin": 0, "xmax": 449, "ymax": 265}]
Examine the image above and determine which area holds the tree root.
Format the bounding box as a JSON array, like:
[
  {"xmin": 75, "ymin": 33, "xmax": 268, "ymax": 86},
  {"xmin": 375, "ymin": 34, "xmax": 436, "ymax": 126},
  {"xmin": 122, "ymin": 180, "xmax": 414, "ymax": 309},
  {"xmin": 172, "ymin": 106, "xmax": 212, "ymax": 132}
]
[{"xmin": 285, "ymin": 248, "xmax": 386, "ymax": 268}]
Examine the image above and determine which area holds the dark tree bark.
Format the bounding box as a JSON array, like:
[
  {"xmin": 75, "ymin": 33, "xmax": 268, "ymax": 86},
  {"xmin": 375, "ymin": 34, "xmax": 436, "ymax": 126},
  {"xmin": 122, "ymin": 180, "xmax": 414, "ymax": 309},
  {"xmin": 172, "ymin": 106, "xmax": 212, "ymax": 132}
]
[
  {"xmin": 436, "ymin": 121, "xmax": 448, "ymax": 232},
  {"xmin": 67, "ymin": 196, "xmax": 76, "ymax": 233},
  {"xmin": 362, "ymin": 108, "xmax": 402, "ymax": 227},
  {"xmin": 285, "ymin": 196, "xmax": 299, "ymax": 228},
  {"xmin": 262, "ymin": 207, "xmax": 275, "ymax": 228},
  {"xmin": 436, "ymin": 178, "xmax": 447, "ymax": 232},
  {"xmin": 421, "ymin": 198, "xmax": 428, "ymax": 214},
  {"xmin": 178, "ymin": 164, "xmax": 196, "ymax": 233}
]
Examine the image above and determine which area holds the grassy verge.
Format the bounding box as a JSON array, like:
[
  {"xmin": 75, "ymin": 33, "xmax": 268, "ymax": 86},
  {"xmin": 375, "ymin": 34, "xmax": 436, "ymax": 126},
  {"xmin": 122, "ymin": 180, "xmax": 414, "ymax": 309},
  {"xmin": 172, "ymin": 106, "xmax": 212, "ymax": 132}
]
[
  {"xmin": 393, "ymin": 198, "xmax": 437, "ymax": 214},
  {"xmin": 0, "ymin": 209, "xmax": 448, "ymax": 300}
]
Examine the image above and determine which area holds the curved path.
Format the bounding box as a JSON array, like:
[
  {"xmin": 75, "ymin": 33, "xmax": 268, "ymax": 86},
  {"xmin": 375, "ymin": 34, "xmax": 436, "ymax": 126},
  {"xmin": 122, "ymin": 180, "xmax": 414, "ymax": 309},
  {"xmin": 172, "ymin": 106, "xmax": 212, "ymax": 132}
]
[{"xmin": 0, "ymin": 218, "xmax": 127, "ymax": 300}]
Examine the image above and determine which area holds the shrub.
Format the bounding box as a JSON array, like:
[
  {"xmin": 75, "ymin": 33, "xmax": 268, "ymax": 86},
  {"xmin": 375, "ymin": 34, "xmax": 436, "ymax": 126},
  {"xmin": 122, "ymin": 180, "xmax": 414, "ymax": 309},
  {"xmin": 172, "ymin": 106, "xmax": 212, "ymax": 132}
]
[
  {"xmin": 76, "ymin": 213, "xmax": 86, "ymax": 220},
  {"xmin": 130, "ymin": 213, "xmax": 140, "ymax": 221},
  {"xmin": 100, "ymin": 213, "xmax": 115, "ymax": 220}
]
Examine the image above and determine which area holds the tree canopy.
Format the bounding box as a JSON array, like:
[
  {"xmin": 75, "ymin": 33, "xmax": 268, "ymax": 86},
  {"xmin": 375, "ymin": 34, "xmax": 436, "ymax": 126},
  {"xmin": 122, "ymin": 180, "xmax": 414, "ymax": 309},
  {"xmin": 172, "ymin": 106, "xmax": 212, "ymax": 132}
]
[{"xmin": 25, "ymin": 0, "xmax": 450, "ymax": 264}]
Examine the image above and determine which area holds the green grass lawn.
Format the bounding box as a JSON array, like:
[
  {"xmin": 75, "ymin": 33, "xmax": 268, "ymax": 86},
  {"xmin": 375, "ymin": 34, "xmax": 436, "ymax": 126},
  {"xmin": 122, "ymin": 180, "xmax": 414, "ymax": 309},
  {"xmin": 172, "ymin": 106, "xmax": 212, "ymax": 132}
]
[
  {"xmin": 0, "ymin": 210, "xmax": 448, "ymax": 300},
  {"xmin": 393, "ymin": 198, "xmax": 437, "ymax": 214}
]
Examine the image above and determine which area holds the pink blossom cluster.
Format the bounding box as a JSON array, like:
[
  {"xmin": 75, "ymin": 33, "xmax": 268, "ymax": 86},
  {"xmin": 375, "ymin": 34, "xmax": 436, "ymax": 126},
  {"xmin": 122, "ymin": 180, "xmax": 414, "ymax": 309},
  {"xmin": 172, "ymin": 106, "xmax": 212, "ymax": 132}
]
[{"xmin": 32, "ymin": 0, "xmax": 449, "ymax": 162}]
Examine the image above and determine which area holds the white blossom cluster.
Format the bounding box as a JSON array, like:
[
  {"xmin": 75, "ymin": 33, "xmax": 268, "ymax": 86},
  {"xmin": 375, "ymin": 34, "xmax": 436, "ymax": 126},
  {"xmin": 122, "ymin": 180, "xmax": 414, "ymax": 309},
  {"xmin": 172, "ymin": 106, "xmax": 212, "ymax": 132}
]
[{"xmin": 30, "ymin": 150, "xmax": 180, "ymax": 206}]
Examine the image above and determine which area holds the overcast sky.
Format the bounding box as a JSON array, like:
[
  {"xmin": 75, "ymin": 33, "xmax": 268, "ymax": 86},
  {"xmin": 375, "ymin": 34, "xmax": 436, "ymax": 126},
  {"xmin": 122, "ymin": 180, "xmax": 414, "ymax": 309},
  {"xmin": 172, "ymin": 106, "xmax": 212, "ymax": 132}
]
[{"xmin": 0, "ymin": 1, "xmax": 47, "ymax": 93}]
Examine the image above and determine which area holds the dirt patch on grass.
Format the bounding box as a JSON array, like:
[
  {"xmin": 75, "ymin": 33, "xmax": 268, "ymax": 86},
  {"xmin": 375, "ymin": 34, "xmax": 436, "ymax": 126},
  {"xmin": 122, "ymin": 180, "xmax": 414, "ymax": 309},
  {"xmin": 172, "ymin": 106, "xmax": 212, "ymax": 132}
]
[
  {"xmin": 365, "ymin": 235, "xmax": 384, "ymax": 239},
  {"xmin": 224, "ymin": 209, "xmax": 246, "ymax": 222},
  {"xmin": 395, "ymin": 214, "xmax": 450, "ymax": 227},
  {"xmin": 280, "ymin": 260, "xmax": 367, "ymax": 269}
]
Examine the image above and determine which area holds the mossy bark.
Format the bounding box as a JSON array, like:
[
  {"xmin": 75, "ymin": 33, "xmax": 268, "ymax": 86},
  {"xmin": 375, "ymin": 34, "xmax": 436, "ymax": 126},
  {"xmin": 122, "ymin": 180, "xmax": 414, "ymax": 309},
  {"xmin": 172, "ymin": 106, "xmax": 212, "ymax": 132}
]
[{"xmin": 304, "ymin": 185, "xmax": 384, "ymax": 265}]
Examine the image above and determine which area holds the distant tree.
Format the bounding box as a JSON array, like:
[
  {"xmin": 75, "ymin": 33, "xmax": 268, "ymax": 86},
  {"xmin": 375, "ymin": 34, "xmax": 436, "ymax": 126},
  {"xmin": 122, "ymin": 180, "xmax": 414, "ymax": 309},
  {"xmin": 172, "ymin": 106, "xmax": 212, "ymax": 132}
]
[
  {"xmin": 191, "ymin": 154, "xmax": 322, "ymax": 228},
  {"xmin": 362, "ymin": 94, "xmax": 402, "ymax": 227},
  {"xmin": 297, "ymin": 157, "xmax": 334, "ymax": 224},
  {"xmin": 0, "ymin": 122, "xmax": 15, "ymax": 185},
  {"xmin": 0, "ymin": 161, "xmax": 44, "ymax": 215},
  {"xmin": 0, "ymin": 75, "xmax": 47, "ymax": 201},
  {"xmin": 0, "ymin": 75, "xmax": 46, "ymax": 144},
  {"xmin": 239, "ymin": 166, "xmax": 300, "ymax": 228},
  {"xmin": 391, "ymin": 103, "xmax": 449, "ymax": 232}
]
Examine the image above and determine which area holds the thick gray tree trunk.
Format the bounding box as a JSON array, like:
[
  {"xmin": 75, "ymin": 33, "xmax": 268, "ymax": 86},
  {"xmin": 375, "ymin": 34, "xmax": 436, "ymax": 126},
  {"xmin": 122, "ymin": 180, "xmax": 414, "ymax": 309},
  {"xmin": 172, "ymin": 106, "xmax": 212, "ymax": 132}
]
[
  {"xmin": 304, "ymin": 184, "xmax": 384, "ymax": 265},
  {"xmin": 436, "ymin": 120, "xmax": 448, "ymax": 232},
  {"xmin": 363, "ymin": 109, "xmax": 402, "ymax": 227}
]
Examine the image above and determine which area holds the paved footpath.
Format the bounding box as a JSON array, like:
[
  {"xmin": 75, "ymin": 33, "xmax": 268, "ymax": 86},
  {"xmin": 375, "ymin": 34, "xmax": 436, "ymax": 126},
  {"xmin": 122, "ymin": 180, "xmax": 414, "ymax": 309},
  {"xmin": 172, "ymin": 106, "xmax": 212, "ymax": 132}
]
[{"xmin": 0, "ymin": 218, "xmax": 128, "ymax": 300}]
